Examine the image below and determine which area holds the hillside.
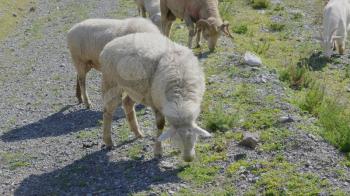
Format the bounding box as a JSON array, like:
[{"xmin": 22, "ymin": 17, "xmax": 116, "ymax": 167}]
[{"xmin": 0, "ymin": 0, "xmax": 349, "ymax": 195}]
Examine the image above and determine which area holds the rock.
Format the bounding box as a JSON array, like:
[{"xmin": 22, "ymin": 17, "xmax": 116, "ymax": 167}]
[
  {"xmin": 234, "ymin": 153, "xmax": 247, "ymax": 161},
  {"xmin": 239, "ymin": 132, "xmax": 260, "ymax": 149},
  {"xmin": 12, "ymin": 13, "xmax": 17, "ymax": 17},
  {"xmin": 29, "ymin": 7, "xmax": 36, "ymax": 12},
  {"xmin": 82, "ymin": 141, "xmax": 97, "ymax": 148},
  {"xmin": 244, "ymin": 52, "xmax": 262, "ymax": 66},
  {"xmin": 279, "ymin": 115, "xmax": 294, "ymax": 123}
]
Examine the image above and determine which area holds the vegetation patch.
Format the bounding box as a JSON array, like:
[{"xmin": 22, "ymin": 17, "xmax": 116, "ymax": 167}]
[
  {"xmin": 0, "ymin": 0, "xmax": 34, "ymax": 42},
  {"xmin": 249, "ymin": 0, "xmax": 270, "ymax": 9},
  {"xmin": 0, "ymin": 152, "xmax": 33, "ymax": 170},
  {"xmin": 178, "ymin": 164, "xmax": 220, "ymax": 185}
]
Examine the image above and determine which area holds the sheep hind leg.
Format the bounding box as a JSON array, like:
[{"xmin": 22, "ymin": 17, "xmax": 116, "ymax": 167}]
[
  {"xmin": 122, "ymin": 96, "xmax": 144, "ymax": 138},
  {"xmin": 75, "ymin": 75, "xmax": 82, "ymax": 104},
  {"xmin": 102, "ymin": 82, "xmax": 122, "ymax": 150},
  {"xmin": 154, "ymin": 109, "xmax": 165, "ymax": 157},
  {"xmin": 335, "ymin": 39, "xmax": 346, "ymax": 55}
]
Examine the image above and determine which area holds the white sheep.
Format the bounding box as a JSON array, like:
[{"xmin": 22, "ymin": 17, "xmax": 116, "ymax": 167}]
[
  {"xmin": 67, "ymin": 18, "xmax": 160, "ymax": 109},
  {"xmin": 134, "ymin": 0, "xmax": 161, "ymax": 28},
  {"xmin": 317, "ymin": 0, "xmax": 350, "ymax": 57},
  {"xmin": 99, "ymin": 32, "xmax": 211, "ymax": 162}
]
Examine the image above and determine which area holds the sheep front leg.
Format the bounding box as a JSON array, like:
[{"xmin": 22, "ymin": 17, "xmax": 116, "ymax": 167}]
[
  {"xmin": 154, "ymin": 109, "xmax": 165, "ymax": 157},
  {"xmin": 102, "ymin": 83, "xmax": 122, "ymax": 150},
  {"xmin": 335, "ymin": 38, "xmax": 346, "ymax": 55},
  {"xmin": 185, "ymin": 18, "xmax": 195, "ymax": 48},
  {"xmin": 195, "ymin": 28, "xmax": 202, "ymax": 48},
  {"xmin": 122, "ymin": 96, "xmax": 144, "ymax": 138}
]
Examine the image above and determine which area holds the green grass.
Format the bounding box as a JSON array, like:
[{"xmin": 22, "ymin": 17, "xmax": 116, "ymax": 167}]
[
  {"xmin": 203, "ymin": 104, "xmax": 238, "ymax": 132},
  {"xmin": 232, "ymin": 23, "xmax": 248, "ymax": 35},
  {"xmin": 0, "ymin": 0, "xmax": 34, "ymax": 42},
  {"xmin": 0, "ymin": 152, "xmax": 33, "ymax": 170},
  {"xmin": 178, "ymin": 164, "xmax": 220, "ymax": 185},
  {"xmin": 259, "ymin": 128, "xmax": 291, "ymax": 152},
  {"xmin": 249, "ymin": 0, "xmax": 271, "ymax": 9}
]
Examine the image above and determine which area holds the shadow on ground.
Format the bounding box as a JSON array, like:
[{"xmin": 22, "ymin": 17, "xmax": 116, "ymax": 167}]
[
  {"xmin": 299, "ymin": 51, "xmax": 329, "ymax": 71},
  {"xmin": 14, "ymin": 150, "xmax": 182, "ymax": 196},
  {"xmin": 0, "ymin": 105, "xmax": 135, "ymax": 142}
]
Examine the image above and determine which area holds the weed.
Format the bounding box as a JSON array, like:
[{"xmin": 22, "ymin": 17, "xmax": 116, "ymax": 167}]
[
  {"xmin": 128, "ymin": 144, "xmax": 143, "ymax": 160},
  {"xmin": 178, "ymin": 164, "xmax": 219, "ymax": 185},
  {"xmin": 249, "ymin": 0, "xmax": 270, "ymax": 9},
  {"xmin": 232, "ymin": 24, "xmax": 248, "ymax": 35},
  {"xmin": 299, "ymin": 82, "xmax": 325, "ymax": 115},
  {"xmin": 203, "ymin": 104, "xmax": 238, "ymax": 132},
  {"xmin": 279, "ymin": 63, "xmax": 311, "ymax": 89},
  {"xmin": 269, "ymin": 22, "xmax": 286, "ymax": 32},
  {"xmin": 260, "ymin": 128, "xmax": 291, "ymax": 152},
  {"xmin": 0, "ymin": 152, "xmax": 33, "ymax": 170},
  {"xmin": 318, "ymin": 99, "xmax": 350, "ymax": 152},
  {"xmin": 242, "ymin": 108, "xmax": 280, "ymax": 130}
]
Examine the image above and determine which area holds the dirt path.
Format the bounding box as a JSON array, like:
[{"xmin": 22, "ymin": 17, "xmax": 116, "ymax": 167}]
[{"xmin": 0, "ymin": 0, "xmax": 349, "ymax": 195}]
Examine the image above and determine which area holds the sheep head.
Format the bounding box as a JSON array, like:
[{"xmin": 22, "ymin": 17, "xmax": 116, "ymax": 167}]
[
  {"xmin": 196, "ymin": 17, "xmax": 233, "ymax": 51},
  {"xmin": 316, "ymin": 28, "xmax": 343, "ymax": 58},
  {"xmin": 158, "ymin": 123, "xmax": 211, "ymax": 162}
]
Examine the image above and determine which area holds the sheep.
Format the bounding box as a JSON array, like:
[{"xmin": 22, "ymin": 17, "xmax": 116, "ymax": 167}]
[
  {"xmin": 67, "ymin": 18, "xmax": 160, "ymax": 109},
  {"xmin": 317, "ymin": 0, "xmax": 350, "ymax": 58},
  {"xmin": 160, "ymin": 0, "xmax": 233, "ymax": 51},
  {"xmin": 134, "ymin": 0, "xmax": 161, "ymax": 28},
  {"xmin": 99, "ymin": 32, "xmax": 211, "ymax": 162}
]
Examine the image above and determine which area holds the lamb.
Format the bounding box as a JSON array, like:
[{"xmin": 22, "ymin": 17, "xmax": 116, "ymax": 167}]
[
  {"xmin": 317, "ymin": 0, "xmax": 350, "ymax": 57},
  {"xmin": 160, "ymin": 0, "xmax": 233, "ymax": 51},
  {"xmin": 67, "ymin": 18, "xmax": 160, "ymax": 109},
  {"xmin": 99, "ymin": 32, "xmax": 211, "ymax": 162},
  {"xmin": 134, "ymin": 0, "xmax": 161, "ymax": 28}
]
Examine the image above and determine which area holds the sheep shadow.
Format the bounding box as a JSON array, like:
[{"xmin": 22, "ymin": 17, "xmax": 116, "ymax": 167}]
[
  {"xmin": 299, "ymin": 51, "xmax": 329, "ymax": 71},
  {"xmin": 1, "ymin": 104, "xmax": 144, "ymax": 142},
  {"xmin": 14, "ymin": 150, "xmax": 183, "ymax": 196}
]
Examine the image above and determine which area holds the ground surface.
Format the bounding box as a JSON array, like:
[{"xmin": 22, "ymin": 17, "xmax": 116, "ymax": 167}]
[{"xmin": 0, "ymin": 0, "xmax": 350, "ymax": 195}]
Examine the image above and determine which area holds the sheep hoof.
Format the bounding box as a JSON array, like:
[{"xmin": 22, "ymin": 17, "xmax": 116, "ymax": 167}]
[
  {"xmin": 101, "ymin": 144, "xmax": 114, "ymax": 151},
  {"xmin": 85, "ymin": 102, "xmax": 92, "ymax": 109},
  {"xmin": 135, "ymin": 132, "xmax": 145, "ymax": 138}
]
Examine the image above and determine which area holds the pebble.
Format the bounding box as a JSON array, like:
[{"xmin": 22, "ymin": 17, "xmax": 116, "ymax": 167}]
[
  {"xmin": 239, "ymin": 132, "xmax": 260, "ymax": 149},
  {"xmin": 279, "ymin": 115, "xmax": 294, "ymax": 123}
]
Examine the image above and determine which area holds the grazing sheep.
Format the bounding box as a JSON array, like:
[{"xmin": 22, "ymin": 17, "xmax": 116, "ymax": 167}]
[
  {"xmin": 100, "ymin": 33, "xmax": 211, "ymax": 162},
  {"xmin": 134, "ymin": 0, "xmax": 161, "ymax": 28},
  {"xmin": 160, "ymin": 0, "xmax": 233, "ymax": 51},
  {"xmin": 317, "ymin": 0, "xmax": 350, "ymax": 57},
  {"xmin": 67, "ymin": 18, "xmax": 160, "ymax": 109}
]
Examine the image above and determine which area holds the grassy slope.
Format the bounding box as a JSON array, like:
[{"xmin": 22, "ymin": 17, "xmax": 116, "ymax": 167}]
[{"xmin": 1, "ymin": 0, "xmax": 349, "ymax": 195}]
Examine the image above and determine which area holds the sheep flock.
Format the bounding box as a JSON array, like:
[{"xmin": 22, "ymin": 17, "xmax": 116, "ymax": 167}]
[{"xmin": 66, "ymin": 0, "xmax": 350, "ymax": 162}]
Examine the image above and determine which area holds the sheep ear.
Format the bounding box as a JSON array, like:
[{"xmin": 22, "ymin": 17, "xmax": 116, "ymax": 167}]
[
  {"xmin": 220, "ymin": 21, "xmax": 233, "ymax": 39},
  {"xmin": 194, "ymin": 124, "xmax": 212, "ymax": 137},
  {"xmin": 196, "ymin": 19, "xmax": 210, "ymax": 30},
  {"xmin": 158, "ymin": 128, "xmax": 176, "ymax": 142}
]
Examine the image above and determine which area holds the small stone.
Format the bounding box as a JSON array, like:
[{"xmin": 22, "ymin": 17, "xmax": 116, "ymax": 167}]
[
  {"xmin": 305, "ymin": 160, "xmax": 311, "ymax": 167},
  {"xmin": 244, "ymin": 52, "xmax": 262, "ymax": 66},
  {"xmin": 239, "ymin": 132, "xmax": 260, "ymax": 149},
  {"xmin": 29, "ymin": 7, "xmax": 36, "ymax": 12},
  {"xmin": 82, "ymin": 141, "xmax": 97, "ymax": 148},
  {"xmin": 307, "ymin": 133, "xmax": 318, "ymax": 141},
  {"xmin": 279, "ymin": 116, "xmax": 294, "ymax": 123},
  {"xmin": 234, "ymin": 153, "xmax": 247, "ymax": 161},
  {"xmin": 168, "ymin": 190, "xmax": 175, "ymax": 194},
  {"xmin": 12, "ymin": 13, "xmax": 17, "ymax": 17}
]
